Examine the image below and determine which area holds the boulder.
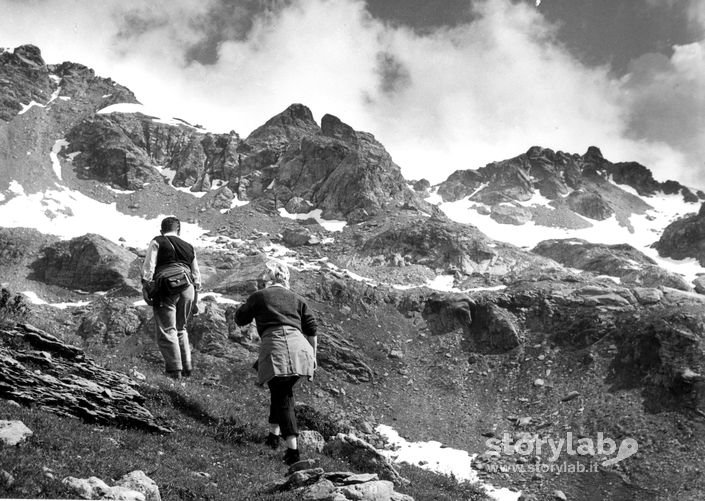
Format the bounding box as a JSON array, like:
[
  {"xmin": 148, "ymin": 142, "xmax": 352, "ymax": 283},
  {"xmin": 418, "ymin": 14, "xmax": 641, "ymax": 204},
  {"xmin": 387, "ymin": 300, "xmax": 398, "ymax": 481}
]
[
  {"xmin": 62, "ymin": 476, "xmax": 111, "ymax": 499},
  {"xmin": 490, "ymin": 205, "xmax": 532, "ymax": 225},
  {"xmin": 32, "ymin": 233, "xmax": 141, "ymax": 292},
  {"xmin": 323, "ymin": 434, "xmax": 407, "ymax": 486},
  {"xmin": 338, "ymin": 480, "xmax": 395, "ymax": 500},
  {"xmin": 283, "ymin": 227, "xmax": 313, "ymax": 247},
  {"xmin": 113, "ymin": 471, "xmax": 160, "ymax": 501},
  {"xmin": 694, "ymin": 275, "xmax": 705, "ymax": 295},
  {"xmin": 187, "ymin": 301, "xmax": 229, "ymax": 355},
  {"xmin": 299, "ymin": 430, "xmax": 326, "ymax": 453},
  {"xmin": 0, "ymin": 420, "xmax": 33, "ymax": 447},
  {"xmin": 77, "ymin": 297, "xmax": 150, "ymax": 347},
  {"xmin": 422, "ymin": 294, "xmax": 473, "ymax": 336},
  {"xmin": 465, "ymin": 301, "xmax": 522, "ymax": 354},
  {"xmin": 566, "ymin": 190, "xmax": 613, "ymax": 220},
  {"xmin": 655, "ymin": 207, "xmax": 705, "ymax": 266},
  {"xmin": 285, "ymin": 196, "xmax": 315, "ymax": 214},
  {"xmin": 302, "ymin": 478, "xmax": 337, "ymax": 500}
]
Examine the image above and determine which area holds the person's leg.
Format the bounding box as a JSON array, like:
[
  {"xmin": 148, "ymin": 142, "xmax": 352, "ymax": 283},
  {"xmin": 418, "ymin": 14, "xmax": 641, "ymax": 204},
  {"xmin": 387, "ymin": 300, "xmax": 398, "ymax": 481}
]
[
  {"xmin": 266, "ymin": 380, "xmax": 284, "ymax": 449},
  {"xmin": 175, "ymin": 285, "xmax": 195, "ymax": 375},
  {"xmin": 153, "ymin": 298, "xmax": 182, "ymax": 376},
  {"xmin": 272, "ymin": 376, "xmax": 300, "ymax": 464}
]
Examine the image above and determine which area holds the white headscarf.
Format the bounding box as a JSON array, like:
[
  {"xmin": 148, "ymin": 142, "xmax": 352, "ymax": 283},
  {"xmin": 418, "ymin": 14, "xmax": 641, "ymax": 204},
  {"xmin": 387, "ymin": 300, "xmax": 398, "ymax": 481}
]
[{"xmin": 260, "ymin": 260, "xmax": 290, "ymax": 289}]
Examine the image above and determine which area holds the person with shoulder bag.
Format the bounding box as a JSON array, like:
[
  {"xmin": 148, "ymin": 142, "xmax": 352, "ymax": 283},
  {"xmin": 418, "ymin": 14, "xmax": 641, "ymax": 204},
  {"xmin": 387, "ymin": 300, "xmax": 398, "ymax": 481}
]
[{"xmin": 141, "ymin": 216, "xmax": 202, "ymax": 379}]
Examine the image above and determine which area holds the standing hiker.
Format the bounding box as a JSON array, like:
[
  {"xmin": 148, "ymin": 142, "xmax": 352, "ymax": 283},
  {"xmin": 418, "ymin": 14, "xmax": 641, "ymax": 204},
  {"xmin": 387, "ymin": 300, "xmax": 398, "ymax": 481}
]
[
  {"xmin": 141, "ymin": 216, "xmax": 201, "ymax": 379},
  {"xmin": 234, "ymin": 260, "xmax": 318, "ymax": 465}
]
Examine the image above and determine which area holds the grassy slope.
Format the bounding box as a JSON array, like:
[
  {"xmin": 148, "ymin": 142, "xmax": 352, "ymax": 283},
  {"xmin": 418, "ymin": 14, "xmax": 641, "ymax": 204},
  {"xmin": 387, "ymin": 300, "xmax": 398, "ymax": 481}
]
[{"xmin": 0, "ymin": 338, "xmax": 489, "ymax": 501}]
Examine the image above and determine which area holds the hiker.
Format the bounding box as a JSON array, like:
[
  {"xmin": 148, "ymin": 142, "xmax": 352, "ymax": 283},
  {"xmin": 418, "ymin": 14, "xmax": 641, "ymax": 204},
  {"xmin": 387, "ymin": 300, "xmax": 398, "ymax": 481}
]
[
  {"xmin": 141, "ymin": 216, "xmax": 201, "ymax": 379},
  {"xmin": 234, "ymin": 260, "xmax": 317, "ymax": 465}
]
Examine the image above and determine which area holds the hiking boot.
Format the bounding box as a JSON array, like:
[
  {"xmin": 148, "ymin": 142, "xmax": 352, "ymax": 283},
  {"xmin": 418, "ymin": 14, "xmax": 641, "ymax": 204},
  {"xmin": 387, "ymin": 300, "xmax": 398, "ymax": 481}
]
[
  {"xmin": 283, "ymin": 448, "xmax": 300, "ymax": 465},
  {"xmin": 166, "ymin": 370, "xmax": 181, "ymax": 379},
  {"xmin": 182, "ymin": 369, "xmax": 192, "ymax": 378},
  {"xmin": 265, "ymin": 433, "xmax": 281, "ymax": 450}
]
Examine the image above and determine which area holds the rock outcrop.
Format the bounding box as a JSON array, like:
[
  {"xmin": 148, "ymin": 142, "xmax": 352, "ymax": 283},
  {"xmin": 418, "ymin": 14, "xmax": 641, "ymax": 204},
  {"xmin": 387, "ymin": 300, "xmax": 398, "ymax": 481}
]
[
  {"xmin": 272, "ymin": 462, "xmax": 413, "ymax": 501},
  {"xmin": 532, "ymin": 238, "xmax": 693, "ymax": 291},
  {"xmin": 31, "ymin": 233, "xmax": 141, "ymax": 292},
  {"xmin": 361, "ymin": 215, "xmax": 553, "ymax": 277},
  {"xmin": 323, "ymin": 433, "xmax": 408, "ymax": 486},
  {"xmin": 0, "ymin": 322, "xmax": 171, "ymax": 433},
  {"xmin": 234, "ymin": 105, "xmax": 424, "ymax": 222},
  {"xmin": 655, "ymin": 203, "xmax": 705, "ymax": 266}
]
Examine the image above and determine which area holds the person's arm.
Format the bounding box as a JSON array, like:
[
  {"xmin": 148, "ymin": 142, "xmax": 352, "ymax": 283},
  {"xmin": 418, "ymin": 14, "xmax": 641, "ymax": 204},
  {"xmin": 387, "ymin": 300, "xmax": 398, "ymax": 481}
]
[
  {"xmin": 300, "ymin": 300, "xmax": 318, "ymax": 365},
  {"xmin": 141, "ymin": 239, "xmax": 159, "ymax": 283},
  {"xmin": 190, "ymin": 253, "xmax": 202, "ymax": 290},
  {"xmin": 234, "ymin": 293, "xmax": 257, "ymax": 326}
]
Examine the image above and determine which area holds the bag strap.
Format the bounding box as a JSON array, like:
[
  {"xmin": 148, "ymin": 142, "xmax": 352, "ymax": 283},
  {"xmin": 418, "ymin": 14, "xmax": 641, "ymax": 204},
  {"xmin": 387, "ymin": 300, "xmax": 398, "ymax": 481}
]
[{"xmin": 160, "ymin": 236, "xmax": 193, "ymax": 282}]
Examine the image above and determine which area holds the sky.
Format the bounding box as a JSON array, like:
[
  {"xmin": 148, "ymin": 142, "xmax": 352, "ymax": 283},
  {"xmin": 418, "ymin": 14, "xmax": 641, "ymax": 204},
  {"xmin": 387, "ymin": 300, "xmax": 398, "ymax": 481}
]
[{"xmin": 0, "ymin": 0, "xmax": 703, "ymax": 187}]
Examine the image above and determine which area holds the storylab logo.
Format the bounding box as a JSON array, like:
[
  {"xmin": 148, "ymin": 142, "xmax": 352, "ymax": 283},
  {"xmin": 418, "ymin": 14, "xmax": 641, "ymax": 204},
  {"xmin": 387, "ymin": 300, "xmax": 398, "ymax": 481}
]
[{"xmin": 485, "ymin": 432, "xmax": 638, "ymax": 466}]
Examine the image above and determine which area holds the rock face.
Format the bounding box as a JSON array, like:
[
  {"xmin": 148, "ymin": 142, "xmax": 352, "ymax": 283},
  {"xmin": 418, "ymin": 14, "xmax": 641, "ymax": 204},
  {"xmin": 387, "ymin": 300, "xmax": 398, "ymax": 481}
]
[
  {"xmin": 422, "ymin": 294, "xmax": 521, "ymax": 354},
  {"xmin": 532, "ymin": 238, "xmax": 693, "ymax": 291},
  {"xmin": 235, "ymin": 105, "xmax": 424, "ymax": 221},
  {"xmin": 32, "ymin": 233, "xmax": 141, "ymax": 292},
  {"xmin": 0, "ymin": 45, "xmax": 136, "ymax": 123},
  {"xmin": 362, "ymin": 215, "xmax": 553, "ymax": 276},
  {"xmin": 66, "ymin": 113, "xmax": 240, "ymax": 191},
  {"xmin": 0, "ymin": 322, "xmax": 171, "ymax": 433},
  {"xmin": 77, "ymin": 297, "xmax": 151, "ymax": 347},
  {"xmin": 655, "ymin": 203, "xmax": 705, "ymax": 266}
]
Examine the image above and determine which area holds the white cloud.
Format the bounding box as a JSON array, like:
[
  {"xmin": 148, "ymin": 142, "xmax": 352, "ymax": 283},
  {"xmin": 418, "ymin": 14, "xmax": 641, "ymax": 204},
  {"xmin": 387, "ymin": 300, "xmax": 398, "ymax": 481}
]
[{"xmin": 0, "ymin": 0, "xmax": 701, "ymax": 188}]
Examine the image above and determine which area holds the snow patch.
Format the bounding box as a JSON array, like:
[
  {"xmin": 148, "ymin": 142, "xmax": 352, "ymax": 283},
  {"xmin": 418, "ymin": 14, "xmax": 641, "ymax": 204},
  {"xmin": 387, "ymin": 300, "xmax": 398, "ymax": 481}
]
[
  {"xmin": 18, "ymin": 100, "xmax": 45, "ymax": 114},
  {"xmin": 8, "ymin": 181, "xmax": 25, "ymax": 196},
  {"xmin": 0, "ymin": 185, "xmax": 209, "ymax": 248},
  {"xmin": 376, "ymin": 425, "xmax": 521, "ymax": 501},
  {"xmin": 435, "ymin": 192, "xmax": 704, "ymax": 282},
  {"xmin": 278, "ymin": 208, "xmax": 347, "ymax": 232},
  {"xmin": 20, "ymin": 291, "xmax": 91, "ymax": 309},
  {"xmin": 97, "ymin": 102, "xmax": 221, "ymax": 132},
  {"xmin": 199, "ymin": 292, "xmax": 241, "ymax": 305},
  {"xmin": 50, "ymin": 139, "xmax": 68, "ymax": 181}
]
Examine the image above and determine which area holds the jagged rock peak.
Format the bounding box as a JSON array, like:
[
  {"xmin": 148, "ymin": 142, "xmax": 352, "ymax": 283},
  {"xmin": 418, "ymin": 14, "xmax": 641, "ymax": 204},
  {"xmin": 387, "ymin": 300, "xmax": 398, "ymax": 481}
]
[
  {"xmin": 584, "ymin": 145, "xmax": 604, "ymax": 160},
  {"xmin": 321, "ymin": 114, "xmax": 358, "ymax": 144},
  {"xmin": 8, "ymin": 44, "xmax": 45, "ymax": 67},
  {"xmin": 243, "ymin": 103, "xmax": 321, "ymax": 148},
  {"xmin": 261, "ymin": 103, "xmax": 318, "ymax": 129}
]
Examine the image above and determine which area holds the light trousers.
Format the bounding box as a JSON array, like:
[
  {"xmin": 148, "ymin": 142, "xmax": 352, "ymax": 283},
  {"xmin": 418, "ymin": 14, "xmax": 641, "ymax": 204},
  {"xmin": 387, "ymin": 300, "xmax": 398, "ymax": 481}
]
[{"xmin": 153, "ymin": 284, "xmax": 194, "ymax": 372}]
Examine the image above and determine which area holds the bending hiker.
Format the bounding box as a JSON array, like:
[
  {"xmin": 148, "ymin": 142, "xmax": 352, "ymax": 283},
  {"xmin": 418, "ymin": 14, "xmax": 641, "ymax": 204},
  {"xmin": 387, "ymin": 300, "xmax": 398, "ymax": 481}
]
[
  {"xmin": 141, "ymin": 216, "xmax": 201, "ymax": 379},
  {"xmin": 234, "ymin": 260, "xmax": 318, "ymax": 465}
]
